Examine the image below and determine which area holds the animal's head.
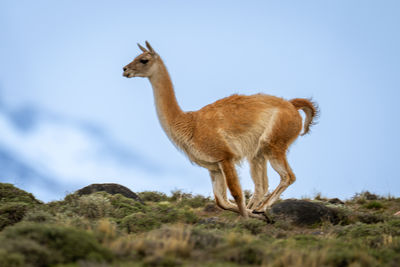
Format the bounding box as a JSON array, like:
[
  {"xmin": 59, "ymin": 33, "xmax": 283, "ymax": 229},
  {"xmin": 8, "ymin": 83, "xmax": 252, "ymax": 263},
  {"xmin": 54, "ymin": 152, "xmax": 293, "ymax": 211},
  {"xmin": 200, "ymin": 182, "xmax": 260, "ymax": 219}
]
[{"xmin": 123, "ymin": 41, "xmax": 159, "ymax": 78}]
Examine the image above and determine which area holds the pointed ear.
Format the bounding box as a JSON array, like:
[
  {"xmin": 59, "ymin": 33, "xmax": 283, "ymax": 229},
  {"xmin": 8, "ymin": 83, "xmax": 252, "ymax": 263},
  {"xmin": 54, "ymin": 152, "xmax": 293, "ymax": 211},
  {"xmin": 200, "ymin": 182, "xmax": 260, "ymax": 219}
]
[
  {"xmin": 137, "ymin": 43, "xmax": 147, "ymax": 53},
  {"xmin": 145, "ymin": 41, "xmax": 155, "ymax": 54}
]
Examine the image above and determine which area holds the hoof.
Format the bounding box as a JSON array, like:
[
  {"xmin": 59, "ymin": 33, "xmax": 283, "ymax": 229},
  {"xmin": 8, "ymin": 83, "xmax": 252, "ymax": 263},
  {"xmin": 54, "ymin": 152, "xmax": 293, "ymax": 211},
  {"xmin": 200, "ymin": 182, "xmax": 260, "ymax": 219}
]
[
  {"xmin": 252, "ymin": 209, "xmax": 264, "ymax": 214},
  {"xmin": 250, "ymin": 209, "xmax": 274, "ymax": 223}
]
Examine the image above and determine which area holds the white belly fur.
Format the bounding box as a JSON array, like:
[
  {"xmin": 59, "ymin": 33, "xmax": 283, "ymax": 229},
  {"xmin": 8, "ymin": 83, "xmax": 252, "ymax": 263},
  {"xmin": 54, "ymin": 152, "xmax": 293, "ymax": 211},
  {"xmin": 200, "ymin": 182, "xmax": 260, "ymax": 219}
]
[{"xmin": 219, "ymin": 109, "xmax": 278, "ymax": 160}]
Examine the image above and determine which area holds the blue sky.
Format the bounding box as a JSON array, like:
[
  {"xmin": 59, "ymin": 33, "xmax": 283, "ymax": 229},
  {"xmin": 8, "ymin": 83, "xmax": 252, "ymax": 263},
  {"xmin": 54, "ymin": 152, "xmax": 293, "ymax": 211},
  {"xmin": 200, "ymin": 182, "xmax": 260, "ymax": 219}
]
[{"xmin": 1, "ymin": 1, "xmax": 399, "ymax": 201}]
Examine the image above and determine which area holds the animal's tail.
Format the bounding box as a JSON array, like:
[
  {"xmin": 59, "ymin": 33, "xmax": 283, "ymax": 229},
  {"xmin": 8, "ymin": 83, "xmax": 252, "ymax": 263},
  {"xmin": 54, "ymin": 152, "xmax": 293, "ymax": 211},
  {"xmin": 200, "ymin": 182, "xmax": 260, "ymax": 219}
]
[{"xmin": 290, "ymin": 98, "xmax": 319, "ymax": 136}]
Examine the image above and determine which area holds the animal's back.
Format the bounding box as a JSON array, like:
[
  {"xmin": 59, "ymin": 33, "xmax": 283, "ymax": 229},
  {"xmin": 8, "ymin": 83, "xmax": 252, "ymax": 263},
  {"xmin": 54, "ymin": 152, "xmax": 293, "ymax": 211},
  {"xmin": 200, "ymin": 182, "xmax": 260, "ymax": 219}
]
[
  {"xmin": 191, "ymin": 94, "xmax": 302, "ymax": 160},
  {"xmin": 195, "ymin": 94, "xmax": 297, "ymax": 134}
]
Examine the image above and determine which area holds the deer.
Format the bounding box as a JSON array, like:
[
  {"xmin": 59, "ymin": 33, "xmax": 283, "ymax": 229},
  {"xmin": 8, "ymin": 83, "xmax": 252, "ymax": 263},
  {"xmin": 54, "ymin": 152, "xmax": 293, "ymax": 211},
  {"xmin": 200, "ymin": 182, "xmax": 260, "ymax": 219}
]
[{"xmin": 123, "ymin": 41, "xmax": 318, "ymax": 219}]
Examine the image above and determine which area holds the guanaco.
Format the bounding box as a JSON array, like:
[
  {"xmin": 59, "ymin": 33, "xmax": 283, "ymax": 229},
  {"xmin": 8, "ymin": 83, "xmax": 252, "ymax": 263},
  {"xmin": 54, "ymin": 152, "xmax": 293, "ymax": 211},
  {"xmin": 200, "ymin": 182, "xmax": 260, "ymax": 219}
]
[{"xmin": 123, "ymin": 42, "xmax": 318, "ymax": 219}]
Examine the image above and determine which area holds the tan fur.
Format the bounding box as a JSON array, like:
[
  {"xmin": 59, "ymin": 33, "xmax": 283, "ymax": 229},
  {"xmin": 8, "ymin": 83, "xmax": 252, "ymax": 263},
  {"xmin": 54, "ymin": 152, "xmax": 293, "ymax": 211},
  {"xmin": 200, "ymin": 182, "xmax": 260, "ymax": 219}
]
[
  {"xmin": 290, "ymin": 98, "xmax": 318, "ymax": 135},
  {"xmin": 123, "ymin": 42, "xmax": 318, "ymax": 217}
]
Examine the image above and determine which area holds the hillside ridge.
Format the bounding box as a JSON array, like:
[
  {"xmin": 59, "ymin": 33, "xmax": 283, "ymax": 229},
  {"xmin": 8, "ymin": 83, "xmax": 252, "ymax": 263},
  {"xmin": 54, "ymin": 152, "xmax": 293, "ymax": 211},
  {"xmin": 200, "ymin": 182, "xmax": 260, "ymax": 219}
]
[{"xmin": 1, "ymin": 182, "xmax": 399, "ymax": 266}]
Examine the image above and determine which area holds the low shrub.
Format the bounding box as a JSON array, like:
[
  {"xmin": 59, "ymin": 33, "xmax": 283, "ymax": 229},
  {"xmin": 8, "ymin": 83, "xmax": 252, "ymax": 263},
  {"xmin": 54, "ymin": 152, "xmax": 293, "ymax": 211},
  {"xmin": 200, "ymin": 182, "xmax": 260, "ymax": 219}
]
[
  {"xmin": 177, "ymin": 194, "xmax": 211, "ymax": 209},
  {"xmin": 77, "ymin": 194, "xmax": 114, "ymax": 218},
  {"xmin": 352, "ymin": 191, "xmax": 380, "ymax": 204},
  {"xmin": 0, "ymin": 222, "xmax": 113, "ymax": 266},
  {"xmin": 0, "ymin": 202, "xmax": 28, "ymax": 230},
  {"xmin": 323, "ymin": 244, "xmax": 377, "ymax": 267},
  {"xmin": 190, "ymin": 228, "xmax": 223, "ymax": 249},
  {"xmin": 170, "ymin": 189, "xmax": 193, "ymax": 202},
  {"xmin": 133, "ymin": 225, "xmax": 193, "ymax": 261},
  {"xmin": 364, "ymin": 201, "xmax": 384, "ymax": 210},
  {"xmin": 120, "ymin": 203, "xmax": 198, "ymax": 233},
  {"xmin": 244, "ymin": 190, "xmax": 252, "ymax": 202},
  {"xmin": 236, "ymin": 218, "xmax": 266, "ymax": 235},
  {"xmin": 49, "ymin": 192, "xmax": 145, "ymax": 220},
  {"xmin": 109, "ymin": 193, "xmax": 146, "ymax": 218},
  {"xmin": 0, "ymin": 183, "xmax": 41, "ymax": 205},
  {"xmin": 121, "ymin": 212, "xmax": 161, "ymax": 233},
  {"xmin": 221, "ymin": 243, "xmax": 265, "ymax": 265},
  {"xmin": 271, "ymin": 242, "xmax": 378, "ymax": 267},
  {"xmin": 216, "ymin": 234, "xmax": 266, "ymax": 265},
  {"xmin": 0, "ymin": 183, "xmax": 42, "ymax": 230},
  {"xmin": 0, "ymin": 248, "xmax": 25, "ymax": 267},
  {"xmin": 23, "ymin": 209, "xmax": 55, "ymax": 223},
  {"xmin": 357, "ymin": 212, "xmax": 385, "ymax": 224},
  {"xmin": 137, "ymin": 191, "xmax": 169, "ymax": 202}
]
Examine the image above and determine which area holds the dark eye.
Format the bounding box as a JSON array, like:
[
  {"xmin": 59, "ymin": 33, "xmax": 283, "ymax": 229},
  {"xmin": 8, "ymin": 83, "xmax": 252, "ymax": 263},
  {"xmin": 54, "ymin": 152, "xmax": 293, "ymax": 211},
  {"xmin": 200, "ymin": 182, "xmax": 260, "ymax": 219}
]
[{"xmin": 140, "ymin": 59, "xmax": 149, "ymax": 64}]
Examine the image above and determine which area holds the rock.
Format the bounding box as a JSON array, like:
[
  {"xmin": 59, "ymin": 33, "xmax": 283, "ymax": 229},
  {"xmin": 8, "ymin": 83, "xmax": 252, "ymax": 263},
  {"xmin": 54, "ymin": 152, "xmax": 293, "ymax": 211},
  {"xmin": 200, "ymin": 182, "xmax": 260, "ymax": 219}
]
[
  {"xmin": 269, "ymin": 199, "xmax": 340, "ymax": 226},
  {"xmin": 76, "ymin": 183, "xmax": 142, "ymax": 203},
  {"xmin": 328, "ymin": 198, "xmax": 344, "ymax": 205}
]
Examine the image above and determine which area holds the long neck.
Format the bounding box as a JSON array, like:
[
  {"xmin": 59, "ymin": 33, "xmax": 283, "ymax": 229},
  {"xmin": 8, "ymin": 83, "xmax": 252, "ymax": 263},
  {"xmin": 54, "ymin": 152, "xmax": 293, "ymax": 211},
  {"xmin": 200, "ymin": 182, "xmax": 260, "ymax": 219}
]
[{"xmin": 148, "ymin": 59, "xmax": 184, "ymax": 139}]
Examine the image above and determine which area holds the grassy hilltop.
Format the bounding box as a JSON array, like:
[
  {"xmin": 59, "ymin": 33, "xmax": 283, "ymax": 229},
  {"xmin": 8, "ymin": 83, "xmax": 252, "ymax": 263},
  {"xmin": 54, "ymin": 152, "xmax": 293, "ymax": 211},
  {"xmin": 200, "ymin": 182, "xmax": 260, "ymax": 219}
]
[{"xmin": 0, "ymin": 183, "xmax": 400, "ymax": 267}]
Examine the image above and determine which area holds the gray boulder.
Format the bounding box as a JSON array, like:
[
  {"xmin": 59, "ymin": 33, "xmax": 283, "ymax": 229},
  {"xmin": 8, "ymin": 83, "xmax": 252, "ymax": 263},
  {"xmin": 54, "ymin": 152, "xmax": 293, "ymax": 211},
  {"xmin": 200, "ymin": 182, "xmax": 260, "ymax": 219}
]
[
  {"xmin": 268, "ymin": 199, "xmax": 340, "ymax": 226},
  {"xmin": 76, "ymin": 183, "xmax": 143, "ymax": 203}
]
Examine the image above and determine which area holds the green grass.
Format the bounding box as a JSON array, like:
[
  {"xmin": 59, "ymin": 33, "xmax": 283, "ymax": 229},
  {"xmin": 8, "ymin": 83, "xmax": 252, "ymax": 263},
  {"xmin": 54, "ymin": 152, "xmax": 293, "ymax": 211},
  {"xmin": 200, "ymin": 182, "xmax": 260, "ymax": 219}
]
[{"xmin": 0, "ymin": 183, "xmax": 399, "ymax": 266}]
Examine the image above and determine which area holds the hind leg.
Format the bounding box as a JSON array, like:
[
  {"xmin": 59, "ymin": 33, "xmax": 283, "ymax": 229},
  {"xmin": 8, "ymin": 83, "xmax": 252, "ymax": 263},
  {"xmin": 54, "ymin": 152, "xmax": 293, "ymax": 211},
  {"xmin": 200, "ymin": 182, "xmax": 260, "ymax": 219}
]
[
  {"xmin": 253, "ymin": 151, "xmax": 296, "ymax": 213},
  {"xmin": 247, "ymin": 156, "xmax": 269, "ymax": 209}
]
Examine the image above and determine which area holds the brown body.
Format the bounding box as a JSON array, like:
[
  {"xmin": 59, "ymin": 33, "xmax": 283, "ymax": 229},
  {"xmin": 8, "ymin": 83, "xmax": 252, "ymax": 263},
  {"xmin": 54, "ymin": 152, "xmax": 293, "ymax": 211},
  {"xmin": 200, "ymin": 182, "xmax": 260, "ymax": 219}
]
[{"xmin": 123, "ymin": 42, "xmax": 318, "ymax": 218}]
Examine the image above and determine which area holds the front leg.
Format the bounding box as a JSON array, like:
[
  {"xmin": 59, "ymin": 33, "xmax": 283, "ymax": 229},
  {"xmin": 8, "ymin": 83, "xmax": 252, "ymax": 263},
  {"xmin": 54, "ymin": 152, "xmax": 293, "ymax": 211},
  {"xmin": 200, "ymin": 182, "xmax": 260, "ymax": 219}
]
[
  {"xmin": 209, "ymin": 170, "xmax": 237, "ymax": 211},
  {"xmin": 218, "ymin": 160, "xmax": 248, "ymax": 218},
  {"xmin": 210, "ymin": 169, "xmax": 268, "ymax": 220}
]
